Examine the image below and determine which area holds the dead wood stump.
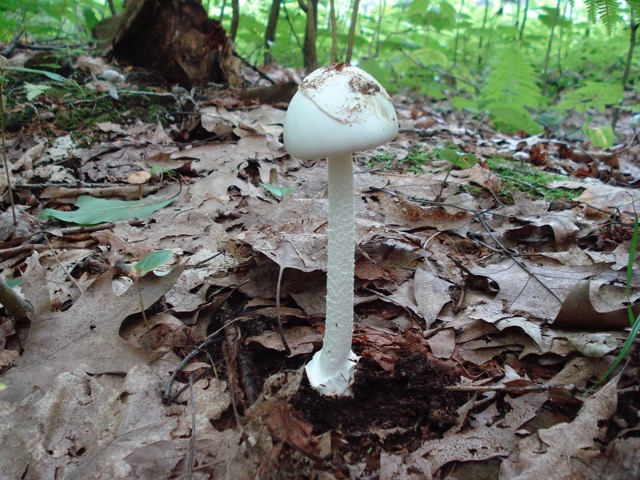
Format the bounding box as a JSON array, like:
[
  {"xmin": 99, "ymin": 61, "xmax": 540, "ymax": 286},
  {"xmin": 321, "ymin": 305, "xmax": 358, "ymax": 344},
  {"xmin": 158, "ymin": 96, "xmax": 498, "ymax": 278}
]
[{"xmin": 112, "ymin": 0, "xmax": 241, "ymax": 88}]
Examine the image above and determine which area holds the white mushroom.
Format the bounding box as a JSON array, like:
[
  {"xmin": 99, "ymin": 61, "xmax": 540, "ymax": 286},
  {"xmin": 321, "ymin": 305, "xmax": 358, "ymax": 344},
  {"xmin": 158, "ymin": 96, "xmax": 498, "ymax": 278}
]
[
  {"xmin": 101, "ymin": 69, "xmax": 125, "ymax": 100},
  {"xmin": 284, "ymin": 64, "xmax": 398, "ymax": 396}
]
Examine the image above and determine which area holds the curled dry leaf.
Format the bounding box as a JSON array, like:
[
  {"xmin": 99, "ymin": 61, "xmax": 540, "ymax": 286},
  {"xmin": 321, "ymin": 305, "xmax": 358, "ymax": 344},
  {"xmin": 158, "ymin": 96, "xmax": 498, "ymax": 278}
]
[{"xmin": 0, "ymin": 264, "xmax": 185, "ymax": 402}]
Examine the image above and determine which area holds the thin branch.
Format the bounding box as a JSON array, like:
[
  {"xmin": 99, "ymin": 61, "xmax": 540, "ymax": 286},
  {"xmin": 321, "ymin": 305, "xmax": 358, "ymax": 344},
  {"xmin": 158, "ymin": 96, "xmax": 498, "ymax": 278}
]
[
  {"xmin": 0, "ymin": 277, "xmax": 33, "ymax": 319},
  {"xmin": 445, "ymin": 383, "xmax": 579, "ymax": 394},
  {"xmin": 475, "ymin": 214, "xmax": 563, "ymax": 303},
  {"xmin": 44, "ymin": 236, "xmax": 84, "ymax": 294},
  {"xmin": 186, "ymin": 375, "xmax": 196, "ymax": 480},
  {"xmin": 276, "ymin": 265, "xmax": 291, "ymax": 355},
  {"xmin": 400, "ymin": 49, "xmax": 482, "ymax": 92}
]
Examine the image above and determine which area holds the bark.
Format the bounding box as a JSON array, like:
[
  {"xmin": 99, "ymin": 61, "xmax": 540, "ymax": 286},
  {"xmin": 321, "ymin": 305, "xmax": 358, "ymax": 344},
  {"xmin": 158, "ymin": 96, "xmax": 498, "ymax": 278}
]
[
  {"xmin": 230, "ymin": 0, "xmax": 239, "ymax": 41},
  {"xmin": 112, "ymin": 0, "xmax": 241, "ymax": 88},
  {"xmin": 345, "ymin": 0, "xmax": 360, "ymax": 64},
  {"xmin": 107, "ymin": 0, "xmax": 117, "ymax": 16},
  {"xmin": 264, "ymin": 0, "xmax": 282, "ymax": 65},
  {"xmin": 302, "ymin": 0, "xmax": 318, "ymax": 71},
  {"xmin": 329, "ymin": 0, "xmax": 337, "ymax": 63}
]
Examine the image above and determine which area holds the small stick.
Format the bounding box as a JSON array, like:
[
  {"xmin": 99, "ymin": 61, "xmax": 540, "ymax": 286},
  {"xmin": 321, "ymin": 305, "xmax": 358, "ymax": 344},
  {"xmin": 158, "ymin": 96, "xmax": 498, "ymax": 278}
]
[
  {"xmin": 445, "ymin": 383, "xmax": 578, "ymax": 394},
  {"xmin": 186, "ymin": 375, "xmax": 196, "ymax": 480}
]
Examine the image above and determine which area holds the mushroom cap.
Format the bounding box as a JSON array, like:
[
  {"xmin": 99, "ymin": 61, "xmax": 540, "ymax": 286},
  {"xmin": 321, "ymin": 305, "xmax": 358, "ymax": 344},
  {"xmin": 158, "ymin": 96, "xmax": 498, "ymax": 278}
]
[
  {"xmin": 127, "ymin": 171, "xmax": 151, "ymax": 184},
  {"xmin": 284, "ymin": 64, "xmax": 398, "ymax": 160}
]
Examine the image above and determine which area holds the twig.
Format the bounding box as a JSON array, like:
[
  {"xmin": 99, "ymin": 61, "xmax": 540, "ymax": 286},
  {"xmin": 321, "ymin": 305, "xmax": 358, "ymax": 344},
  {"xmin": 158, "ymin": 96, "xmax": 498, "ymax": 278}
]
[
  {"xmin": 187, "ymin": 252, "xmax": 222, "ymax": 269},
  {"xmin": 446, "ymin": 383, "xmax": 579, "ymax": 394},
  {"xmin": 617, "ymin": 385, "xmax": 640, "ymax": 394},
  {"xmin": 44, "ymin": 236, "xmax": 84, "ymax": 294},
  {"xmin": 232, "ymin": 51, "xmax": 276, "ymax": 85},
  {"xmin": 407, "ymin": 195, "xmax": 566, "ymax": 303},
  {"xmin": 0, "ymin": 243, "xmax": 66, "ymax": 260},
  {"xmin": 163, "ymin": 316, "xmax": 244, "ymax": 405},
  {"xmin": 399, "ymin": 49, "xmax": 482, "ymax": 92},
  {"xmin": 276, "ymin": 265, "xmax": 291, "ymax": 355},
  {"xmin": 494, "ymin": 172, "xmax": 546, "ymax": 197},
  {"xmin": 0, "ymin": 31, "xmax": 24, "ymax": 57},
  {"xmin": 0, "ymin": 277, "xmax": 33, "ymax": 319},
  {"xmin": 0, "ymin": 78, "xmax": 16, "ymax": 225},
  {"xmin": 162, "ymin": 338, "xmax": 223, "ymax": 405},
  {"xmin": 222, "ymin": 337, "xmax": 244, "ymax": 430},
  {"xmin": 187, "ymin": 375, "xmax": 196, "ymax": 480},
  {"xmin": 475, "ymin": 214, "xmax": 563, "ymax": 304}
]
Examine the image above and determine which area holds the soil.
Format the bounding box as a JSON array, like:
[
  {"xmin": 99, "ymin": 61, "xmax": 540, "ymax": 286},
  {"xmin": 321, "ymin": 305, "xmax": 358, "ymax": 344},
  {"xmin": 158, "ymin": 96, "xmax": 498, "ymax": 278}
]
[{"xmin": 292, "ymin": 353, "xmax": 465, "ymax": 451}]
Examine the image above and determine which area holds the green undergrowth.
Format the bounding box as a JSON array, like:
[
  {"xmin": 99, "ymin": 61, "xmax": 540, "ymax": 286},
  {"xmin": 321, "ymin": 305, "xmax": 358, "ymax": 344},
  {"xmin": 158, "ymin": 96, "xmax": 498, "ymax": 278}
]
[
  {"xmin": 365, "ymin": 148, "xmax": 436, "ymax": 173},
  {"xmin": 366, "ymin": 150, "xmax": 583, "ymax": 204},
  {"xmin": 486, "ymin": 157, "xmax": 583, "ymax": 203},
  {"xmin": 3, "ymin": 69, "xmax": 175, "ymax": 143}
]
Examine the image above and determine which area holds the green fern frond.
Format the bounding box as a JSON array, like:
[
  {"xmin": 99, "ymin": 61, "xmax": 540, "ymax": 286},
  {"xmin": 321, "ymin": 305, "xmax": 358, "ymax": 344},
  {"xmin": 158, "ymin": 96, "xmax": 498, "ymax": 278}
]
[
  {"xmin": 482, "ymin": 49, "xmax": 542, "ymax": 110},
  {"xmin": 585, "ymin": 0, "xmax": 620, "ymax": 34},
  {"xmin": 598, "ymin": 0, "xmax": 619, "ymax": 35},
  {"xmin": 481, "ymin": 48, "xmax": 543, "ymax": 134},
  {"xmin": 584, "ymin": 0, "xmax": 599, "ymax": 23}
]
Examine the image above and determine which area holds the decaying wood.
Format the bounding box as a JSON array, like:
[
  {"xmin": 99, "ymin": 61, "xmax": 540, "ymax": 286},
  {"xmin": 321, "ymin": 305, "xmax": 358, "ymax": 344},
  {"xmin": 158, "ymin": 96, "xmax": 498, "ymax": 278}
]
[{"xmin": 112, "ymin": 0, "xmax": 242, "ymax": 88}]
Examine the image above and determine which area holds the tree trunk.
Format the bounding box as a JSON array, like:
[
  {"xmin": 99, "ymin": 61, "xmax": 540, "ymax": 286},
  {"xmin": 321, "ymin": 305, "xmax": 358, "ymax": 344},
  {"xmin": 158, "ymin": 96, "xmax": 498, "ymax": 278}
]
[
  {"xmin": 264, "ymin": 0, "xmax": 281, "ymax": 65},
  {"xmin": 112, "ymin": 0, "xmax": 241, "ymax": 88},
  {"xmin": 302, "ymin": 0, "xmax": 318, "ymax": 71},
  {"xmin": 519, "ymin": 0, "xmax": 530, "ymax": 41},
  {"xmin": 107, "ymin": 0, "xmax": 117, "ymax": 16},
  {"xmin": 345, "ymin": 0, "xmax": 360, "ymax": 64},
  {"xmin": 230, "ymin": 0, "xmax": 239, "ymax": 41},
  {"xmin": 329, "ymin": 0, "xmax": 337, "ymax": 63}
]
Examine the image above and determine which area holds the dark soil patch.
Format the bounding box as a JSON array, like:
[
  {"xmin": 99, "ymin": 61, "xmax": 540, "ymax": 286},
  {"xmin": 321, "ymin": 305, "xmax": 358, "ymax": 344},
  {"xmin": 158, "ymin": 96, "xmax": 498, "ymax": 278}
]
[{"xmin": 291, "ymin": 352, "xmax": 466, "ymax": 454}]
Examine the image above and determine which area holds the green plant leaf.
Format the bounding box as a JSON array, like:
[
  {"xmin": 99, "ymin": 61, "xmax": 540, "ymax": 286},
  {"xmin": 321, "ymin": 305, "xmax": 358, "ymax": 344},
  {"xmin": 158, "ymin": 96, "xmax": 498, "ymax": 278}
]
[
  {"xmin": 131, "ymin": 250, "xmax": 174, "ymax": 276},
  {"xmin": 83, "ymin": 6, "xmax": 100, "ymax": 31},
  {"xmin": 556, "ymin": 82, "xmax": 623, "ymax": 113},
  {"xmin": 38, "ymin": 193, "xmax": 177, "ymax": 226},
  {"xmin": 487, "ymin": 105, "xmax": 543, "ymax": 135},
  {"xmin": 451, "ymin": 96, "xmax": 479, "ymax": 112},
  {"xmin": 3, "ymin": 66, "xmax": 69, "ymax": 84},
  {"xmin": 148, "ymin": 165, "xmax": 173, "ymax": 175},
  {"xmin": 439, "ymin": 148, "xmax": 477, "ymax": 169},
  {"xmin": 584, "ymin": 124, "xmax": 614, "ymax": 149},
  {"xmin": 262, "ymin": 183, "xmax": 295, "ymax": 198},
  {"xmin": 24, "ymin": 83, "xmax": 51, "ymax": 101},
  {"xmin": 481, "ymin": 49, "xmax": 542, "ymax": 110},
  {"xmin": 5, "ymin": 277, "xmax": 22, "ymax": 288}
]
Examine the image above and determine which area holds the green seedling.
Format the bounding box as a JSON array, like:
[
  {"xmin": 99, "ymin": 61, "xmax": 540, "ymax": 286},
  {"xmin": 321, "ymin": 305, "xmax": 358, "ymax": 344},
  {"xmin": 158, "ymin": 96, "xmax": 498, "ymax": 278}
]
[
  {"xmin": 437, "ymin": 147, "xmax": 477, "ymax": 201},
  {"xmin": 584, "ymin": 123, "xmax": 614, "ymax": 149},
  {"xmin": 262, "ymin": 182, "xmax": 295, "ymax": 199},
  {"xmin": 587, "ymin": 199, "xmax": 639, "ymax": 393},
  {"xmin": 130, "ymin": 250, "xmax": 174, "ymax": 325}
]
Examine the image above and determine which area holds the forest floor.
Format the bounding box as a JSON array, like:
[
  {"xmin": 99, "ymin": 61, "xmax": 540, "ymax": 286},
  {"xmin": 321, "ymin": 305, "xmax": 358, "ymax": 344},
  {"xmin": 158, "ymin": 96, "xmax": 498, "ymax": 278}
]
[{"xmin": 0, "ymin": 49, "xmax": 639, "ymax": 480}]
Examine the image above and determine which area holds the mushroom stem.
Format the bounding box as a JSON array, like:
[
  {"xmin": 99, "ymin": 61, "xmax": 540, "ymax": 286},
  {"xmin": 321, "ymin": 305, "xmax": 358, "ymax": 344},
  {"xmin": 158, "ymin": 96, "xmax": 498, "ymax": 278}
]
[{"xmin": 305, "ymin": 153, "xmax": 359, "ymax": 395}]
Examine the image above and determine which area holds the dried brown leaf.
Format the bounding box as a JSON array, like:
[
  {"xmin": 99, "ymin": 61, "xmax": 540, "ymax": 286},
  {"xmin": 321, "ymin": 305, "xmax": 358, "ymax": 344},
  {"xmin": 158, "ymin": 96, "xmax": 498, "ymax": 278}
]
[
  {"xmin": 263, "ymin": 402, "xmax": 325, "ymax": 462},
  {"xmin": 0, "ymin": 264, "xmax": 185, "ymax": 402}
]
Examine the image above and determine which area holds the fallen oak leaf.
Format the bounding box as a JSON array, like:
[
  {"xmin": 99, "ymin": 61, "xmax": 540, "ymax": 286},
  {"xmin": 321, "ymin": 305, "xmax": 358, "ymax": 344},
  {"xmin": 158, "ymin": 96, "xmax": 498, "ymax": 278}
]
[
  {"xmin": 0, "ymin": 264, "xmax": 185, "ymax": 402},
  {"xmin": 553, "ymin": 280, "xmax": 640, "ymax": 329},
  {"xmin": 500, "ymin": 376, "xmax": 619, "ymax": 479},
  {"xmin": 263, "ymin": 402, "xmax": 325, "ymax": 462}
]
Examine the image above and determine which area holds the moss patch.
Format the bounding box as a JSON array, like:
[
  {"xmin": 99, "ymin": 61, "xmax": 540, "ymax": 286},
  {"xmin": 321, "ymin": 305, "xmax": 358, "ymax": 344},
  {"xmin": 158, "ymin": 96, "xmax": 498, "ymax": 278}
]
[{"xmin": 486, "ymin": 157, "xmax": 583, "ymax": 202}]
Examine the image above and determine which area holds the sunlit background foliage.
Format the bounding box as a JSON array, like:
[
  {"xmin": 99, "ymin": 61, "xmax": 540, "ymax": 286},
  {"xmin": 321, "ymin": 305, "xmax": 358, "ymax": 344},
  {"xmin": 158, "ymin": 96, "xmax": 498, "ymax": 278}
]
[{"xmin": 0, "ymin": 0, "xmax": 637, "ymax": 137}]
